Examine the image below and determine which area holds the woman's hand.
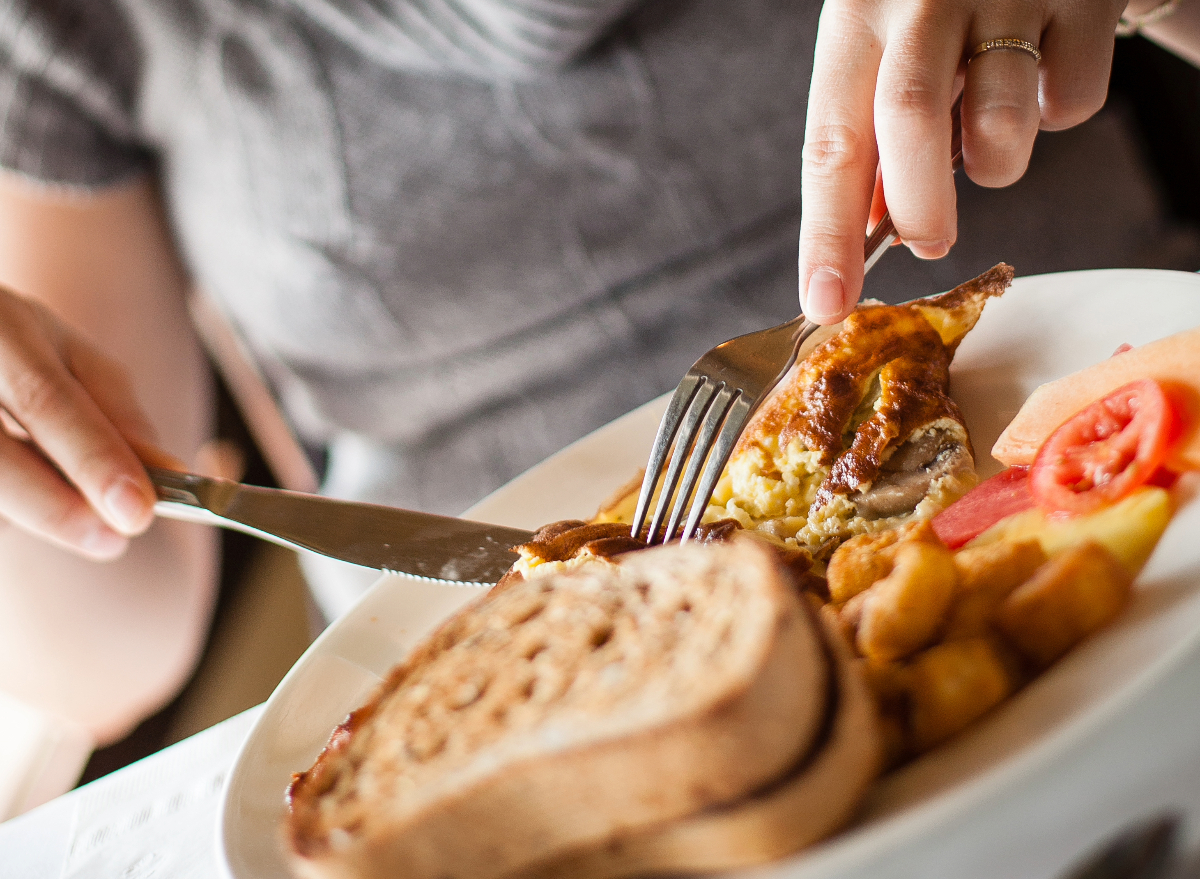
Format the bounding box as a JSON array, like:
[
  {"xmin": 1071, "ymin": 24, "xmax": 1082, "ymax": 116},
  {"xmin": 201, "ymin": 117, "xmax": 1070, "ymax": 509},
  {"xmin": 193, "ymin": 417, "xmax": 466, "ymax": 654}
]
[
  {"xmin": 798, "ymin": 0, "xmax": 1127, "ymax": 324},
  {"xmin": 0, "ymin": 287, "xmax": 168, "ymax": 559}
]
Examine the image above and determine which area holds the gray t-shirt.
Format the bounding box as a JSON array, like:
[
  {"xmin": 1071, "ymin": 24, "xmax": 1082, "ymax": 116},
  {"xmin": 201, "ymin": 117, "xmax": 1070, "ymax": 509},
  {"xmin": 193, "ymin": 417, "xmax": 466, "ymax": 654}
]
[{"xmin": 2, "ymin": 0, "xmax": 1197, "ymax": 524}]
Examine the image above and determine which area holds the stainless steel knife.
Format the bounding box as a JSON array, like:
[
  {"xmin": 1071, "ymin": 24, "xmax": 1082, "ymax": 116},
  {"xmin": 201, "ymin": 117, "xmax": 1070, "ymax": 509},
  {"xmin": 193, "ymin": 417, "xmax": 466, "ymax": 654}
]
[{"xmin": 149, "ymin": 468, "xmax": 533, "ymax": 585}]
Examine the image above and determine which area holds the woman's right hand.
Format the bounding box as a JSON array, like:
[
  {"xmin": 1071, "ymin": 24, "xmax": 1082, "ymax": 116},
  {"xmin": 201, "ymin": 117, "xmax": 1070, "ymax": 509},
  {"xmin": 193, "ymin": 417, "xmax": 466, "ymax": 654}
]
[
  {"xmin": 797, "ymin": 0, "xmax": 1127, "ymax": 325},
  {"xmin": 0, "ymin": 286, "xmax": 166, "ymax": 559}
]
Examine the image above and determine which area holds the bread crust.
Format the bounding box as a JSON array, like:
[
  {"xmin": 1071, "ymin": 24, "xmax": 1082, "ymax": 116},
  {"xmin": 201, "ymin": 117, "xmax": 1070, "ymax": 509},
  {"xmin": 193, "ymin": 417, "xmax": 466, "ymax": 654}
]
[
  {"xmin": 285, "ymin": 541, "xmax": 829, "ymax": 879},
  {"xmin": 511, "ymin": 604, "xmax": 882, "ymax": 878}
]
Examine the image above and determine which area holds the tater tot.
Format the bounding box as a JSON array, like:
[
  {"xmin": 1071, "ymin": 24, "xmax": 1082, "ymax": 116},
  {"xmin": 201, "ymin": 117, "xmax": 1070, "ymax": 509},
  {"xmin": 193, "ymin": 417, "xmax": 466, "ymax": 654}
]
[
  {"xmin": 996, "ymin": 541, "xmax": 1133, "ymax": 669},
  {"xmin": 954, "ymin": 540, "xmax": 1048, "ymax": 593},
  {"xmin": 826, "ymin": 528, "xmax": 906, "ymax": 603},
  {"xmin": 942, "ymin": 540, "xmax": 1047, "ymax": 641},
  {"xmin": 857, "ymin": 540, "xmax": 957, "ymax": 662},
  {"xmin": 827, "ymin": 520, "xmax": 943, "ymax": 604},
  {"xmin": 907, "ymin": 637, "xmax": 1016, "ymax": 752},
  {"xmin": 832, "ymin": 590, "xmax": 867, "ymax": 644}
]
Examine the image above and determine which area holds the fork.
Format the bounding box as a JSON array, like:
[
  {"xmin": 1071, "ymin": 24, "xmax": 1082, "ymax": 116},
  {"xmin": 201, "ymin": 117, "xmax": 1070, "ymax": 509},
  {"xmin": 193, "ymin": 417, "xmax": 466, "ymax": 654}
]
[{"xmin": 632, "ymin": 100, "xmax": 964, "ymax": 544}]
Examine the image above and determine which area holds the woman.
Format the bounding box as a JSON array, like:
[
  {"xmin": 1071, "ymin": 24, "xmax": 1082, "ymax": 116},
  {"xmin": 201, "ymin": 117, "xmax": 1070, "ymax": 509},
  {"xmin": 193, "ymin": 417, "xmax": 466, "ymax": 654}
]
[{"xmin": 0, "ymin": 0, "xmax": 1195, "ymax": 762}]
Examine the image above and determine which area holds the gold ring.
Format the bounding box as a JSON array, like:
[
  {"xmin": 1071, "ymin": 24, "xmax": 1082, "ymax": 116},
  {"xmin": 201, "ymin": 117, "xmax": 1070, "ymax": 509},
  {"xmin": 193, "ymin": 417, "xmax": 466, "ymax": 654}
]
[{"xmin": 968, "ymin": 38, "xmax": 1042, "ymax": 64}]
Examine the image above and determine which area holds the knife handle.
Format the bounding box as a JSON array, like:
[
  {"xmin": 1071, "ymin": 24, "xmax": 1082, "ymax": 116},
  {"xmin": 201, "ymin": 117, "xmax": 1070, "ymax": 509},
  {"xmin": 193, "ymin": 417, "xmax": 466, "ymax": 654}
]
[
  {"xmin": 148, "ymin": 468, "xmax": 205, "ymax": 507},
  {"xmin": 148, "ymin": 468, "xmax": 240, "ymax": 514}
]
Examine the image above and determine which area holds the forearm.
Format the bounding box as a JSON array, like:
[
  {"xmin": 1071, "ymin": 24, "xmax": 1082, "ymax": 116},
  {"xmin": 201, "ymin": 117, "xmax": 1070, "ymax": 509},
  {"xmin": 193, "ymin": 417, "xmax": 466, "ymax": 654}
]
[
  {"xmin": 1125, "ymin": 0, "xmax": 1200, "ymax": 66},
  {"xmin": 0, "ymin": 173, "xmax": 218, "ymax": 745}
]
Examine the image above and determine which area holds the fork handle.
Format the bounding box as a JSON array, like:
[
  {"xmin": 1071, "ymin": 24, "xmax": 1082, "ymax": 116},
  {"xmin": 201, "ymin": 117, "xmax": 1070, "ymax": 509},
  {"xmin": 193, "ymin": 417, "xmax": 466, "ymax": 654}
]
[{"xmin": 863, "ymin": 211, "xmax": 899, "ymax": 275}]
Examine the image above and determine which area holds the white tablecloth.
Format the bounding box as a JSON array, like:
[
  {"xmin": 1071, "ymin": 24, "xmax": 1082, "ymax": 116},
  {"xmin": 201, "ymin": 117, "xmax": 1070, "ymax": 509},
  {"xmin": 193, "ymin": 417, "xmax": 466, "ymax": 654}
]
[
  {"xmin": 0, "ymin": 706, "xmax": 261, "ymax": 879},
  {"xmin": 4, "ymin": 646, "xmax": 1200, "ymax": 879}
]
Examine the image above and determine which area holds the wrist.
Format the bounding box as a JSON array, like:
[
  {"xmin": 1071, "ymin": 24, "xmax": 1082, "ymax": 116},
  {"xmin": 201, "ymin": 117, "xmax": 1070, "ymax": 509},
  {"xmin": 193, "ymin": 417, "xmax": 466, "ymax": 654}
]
[{"xmin": 1118, "ymin": 0, "xmax": 1182, "ymax": 35}]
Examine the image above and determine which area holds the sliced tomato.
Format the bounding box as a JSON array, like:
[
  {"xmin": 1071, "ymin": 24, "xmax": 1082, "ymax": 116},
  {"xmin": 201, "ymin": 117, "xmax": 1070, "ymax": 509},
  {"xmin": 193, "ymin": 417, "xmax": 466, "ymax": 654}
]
[
  {"xmin": 1147, "ymin": 465, "xmax": 1181, "ymax": 490},
  {"xmin": 932, "ymin": 466, "xmax": 1034, "ymax": 549},
  {"xmin": 1030, "ymin": 379, "xmax": 1180, "ymax": 515}
]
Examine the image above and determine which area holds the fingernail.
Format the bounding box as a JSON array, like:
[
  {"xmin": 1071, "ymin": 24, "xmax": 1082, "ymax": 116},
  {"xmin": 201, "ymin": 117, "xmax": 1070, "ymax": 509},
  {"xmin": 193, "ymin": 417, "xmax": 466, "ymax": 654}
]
[
  {"xmin": 104, "ymin": 475, "xmax": 150, "ymax": 534},
  {"xmin": 79, "ymin": 523, "xmax": 128, "ymax": 560},
  {"xmin": 907, "ymin": 239, "xmax": 952, "ymax": 260},
  {"xmin": 804, "ymin": 269, "xmax": 845, "ymax": 321}
]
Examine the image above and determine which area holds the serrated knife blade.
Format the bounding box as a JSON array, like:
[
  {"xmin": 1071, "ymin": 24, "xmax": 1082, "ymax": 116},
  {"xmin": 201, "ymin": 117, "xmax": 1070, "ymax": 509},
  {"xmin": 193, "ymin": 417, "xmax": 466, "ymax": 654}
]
[{"xmin": 149, "ymin": 468, "xmax": 533, "ymax": 585}]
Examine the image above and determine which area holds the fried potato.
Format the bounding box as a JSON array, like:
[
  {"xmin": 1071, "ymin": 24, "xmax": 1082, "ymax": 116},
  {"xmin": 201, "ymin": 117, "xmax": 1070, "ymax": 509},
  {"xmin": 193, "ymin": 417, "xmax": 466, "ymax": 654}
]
[
  {"xmin": 826, "ymin": 528, "xmax": 906, "ymax": 604},
  {"xmin": 942, "ymin": 540, "xmax": 1047, "ymax": 641},
  {"xmin": 856, "ymin": 656, "xmax": 909, "ymax": 706},
  {"xmin": 856, "ymin": 539, "xmax": 957, "ymax": 662},
  {"xmin": 826, "ymin": 520, "xmax": 944, "ymax": 604},
  {"xmin": 996, "ymin": 541, "xmax": 1133, "ymax": 669},
  {"xmin": 907, "ymin": 637, "xmax": 1017, "ymax": 752},
  {"xmin": 825, "ymin": 489, "xmax": 1146, "ymax": 761},
  {"xmin": 953, "ymin": 539, "xmax": 1047, "ymax": 593},
  {"xmin": 831, "ymin": 590, "xmax": 867, "ymax": 645}
]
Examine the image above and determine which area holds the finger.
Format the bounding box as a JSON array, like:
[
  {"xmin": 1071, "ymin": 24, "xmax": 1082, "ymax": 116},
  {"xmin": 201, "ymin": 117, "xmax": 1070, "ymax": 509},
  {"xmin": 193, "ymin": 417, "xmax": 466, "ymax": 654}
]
[
  {"xmin": 799, "ymin": 2, "xmax": 884, "ymax": 323},
  {"xmin": 65, "ymin": 337, "xmax": 187, "ymax": 472},
  {"xmin": 873, "ymin": 5, "xmax": 966, "ymax": 260},
  {"xmin": 64, "ymin": 335, "xmax": 159, "ymax": 449},
  {"xmin": 131, "ymin": 437, "xmax": 188, "ymax": 472},
  {"xmin": 0, "ymin": 407, "xmax": 28, "ymax": 440},
  {"xmin": 0, "ymin": 430, "xmax": 128, "ymax": 559},
  {"xmin": 0, "ymin": 296, "xmax": 156, "ymax": 536},
  {"xmin": 193, "ymin": 438, "xmax": 245, "ymax": 481},
  {"xmin": 1038, "ymin": 2, "xmax": 1124, "ymax": 131},
  {"xmin": 962, "ymin": 25, "xmax": 1043, "ymax": 188}
]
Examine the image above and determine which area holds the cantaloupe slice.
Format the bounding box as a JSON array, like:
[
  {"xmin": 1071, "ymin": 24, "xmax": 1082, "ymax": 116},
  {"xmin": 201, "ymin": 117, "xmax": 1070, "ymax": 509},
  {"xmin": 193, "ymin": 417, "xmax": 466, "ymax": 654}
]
[{"xmin": 992, "ymin": 327, "xmax": 1200, "ymax": 471}]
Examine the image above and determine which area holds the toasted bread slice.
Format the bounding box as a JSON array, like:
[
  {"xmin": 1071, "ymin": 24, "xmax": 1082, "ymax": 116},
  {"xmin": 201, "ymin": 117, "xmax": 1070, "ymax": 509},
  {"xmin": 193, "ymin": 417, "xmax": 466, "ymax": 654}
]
[
  {"xmin": 513, "ymin": 604, "xmax": 882, "ymax": 878},
  {"xmin": 285, "ymin": 541, "xmax": 829, "ymax": 879}
]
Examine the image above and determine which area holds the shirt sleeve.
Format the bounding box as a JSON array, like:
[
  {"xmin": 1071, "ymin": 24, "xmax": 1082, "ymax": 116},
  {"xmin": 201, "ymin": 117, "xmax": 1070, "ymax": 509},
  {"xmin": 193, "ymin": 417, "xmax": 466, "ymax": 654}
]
[
  {"xmin": 0, "ymin": 0, "xmax": 151, "ymax": 188},
  {"xmin": 297, "ymin": 0, "xmax": 646, "ymax": 78}
]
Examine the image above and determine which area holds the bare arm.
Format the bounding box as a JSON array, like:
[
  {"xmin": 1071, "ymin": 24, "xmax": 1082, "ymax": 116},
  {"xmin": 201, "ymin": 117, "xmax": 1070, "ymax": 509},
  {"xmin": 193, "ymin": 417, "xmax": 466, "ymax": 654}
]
[
  {"xmin": 0, "ymin": 172, "xmax": 219, "ymax": 746},
  {"xmin": 1126, "ymin": 0, "xmax": 1200, "ymax": 66}
]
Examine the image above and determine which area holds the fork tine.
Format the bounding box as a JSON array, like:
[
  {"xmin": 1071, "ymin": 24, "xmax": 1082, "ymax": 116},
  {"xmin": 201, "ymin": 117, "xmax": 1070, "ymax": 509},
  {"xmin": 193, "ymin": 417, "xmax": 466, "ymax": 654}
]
[
  {"xmin": 645, "ymin": 379, "xmax": 720, "ymax": 543},
  {"xmin": 679, "ymin": 395, "xmax": 754, "ymax": 542},
  {"xmin": 630, "ymin": 375, "xmax": 703, "ymax": 540},
  {"xmin": 661, "ymin": 385, "xmax": 738, "ymax": 543}
]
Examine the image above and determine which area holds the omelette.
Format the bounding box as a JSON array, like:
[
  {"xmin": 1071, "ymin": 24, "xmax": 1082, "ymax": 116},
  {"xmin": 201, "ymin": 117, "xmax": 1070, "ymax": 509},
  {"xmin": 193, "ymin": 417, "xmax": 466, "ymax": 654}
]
[{"xmin": 588, "ymin": 264, "xmax": 1013, "ymax": 561}]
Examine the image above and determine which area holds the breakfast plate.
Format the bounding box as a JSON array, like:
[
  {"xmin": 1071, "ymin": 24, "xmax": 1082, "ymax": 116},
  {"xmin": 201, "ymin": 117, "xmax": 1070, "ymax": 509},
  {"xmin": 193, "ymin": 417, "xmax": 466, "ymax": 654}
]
[{"xmin": 219, "ymin": 268, "xmax": 1200, "ymax": 879}]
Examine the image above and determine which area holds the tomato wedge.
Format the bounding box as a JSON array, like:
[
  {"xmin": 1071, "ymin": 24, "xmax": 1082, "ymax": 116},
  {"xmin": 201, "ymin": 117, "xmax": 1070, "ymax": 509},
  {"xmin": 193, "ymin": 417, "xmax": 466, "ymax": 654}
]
[
  {"xmin": 932, "ymin": 466, "xmax": 1034, "ymax": 549},
  {"xmin": 1030, "ymin": 379, "xmax": 1180, "ymax": 515}
]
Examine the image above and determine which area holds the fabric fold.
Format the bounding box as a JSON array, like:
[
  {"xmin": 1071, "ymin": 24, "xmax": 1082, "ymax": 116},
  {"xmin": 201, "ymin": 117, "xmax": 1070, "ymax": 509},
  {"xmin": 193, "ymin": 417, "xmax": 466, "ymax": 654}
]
[{"xmin": 280, "ymin": 0, "xmax": 643, "ymax": 77}]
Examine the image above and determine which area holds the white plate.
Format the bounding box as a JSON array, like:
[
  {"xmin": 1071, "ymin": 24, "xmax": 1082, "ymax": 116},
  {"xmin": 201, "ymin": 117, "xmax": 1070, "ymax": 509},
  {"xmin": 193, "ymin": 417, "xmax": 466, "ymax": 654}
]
[{"xmin": 219, "ymin": 268, "xmax": 1200, "ymax": 879}]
